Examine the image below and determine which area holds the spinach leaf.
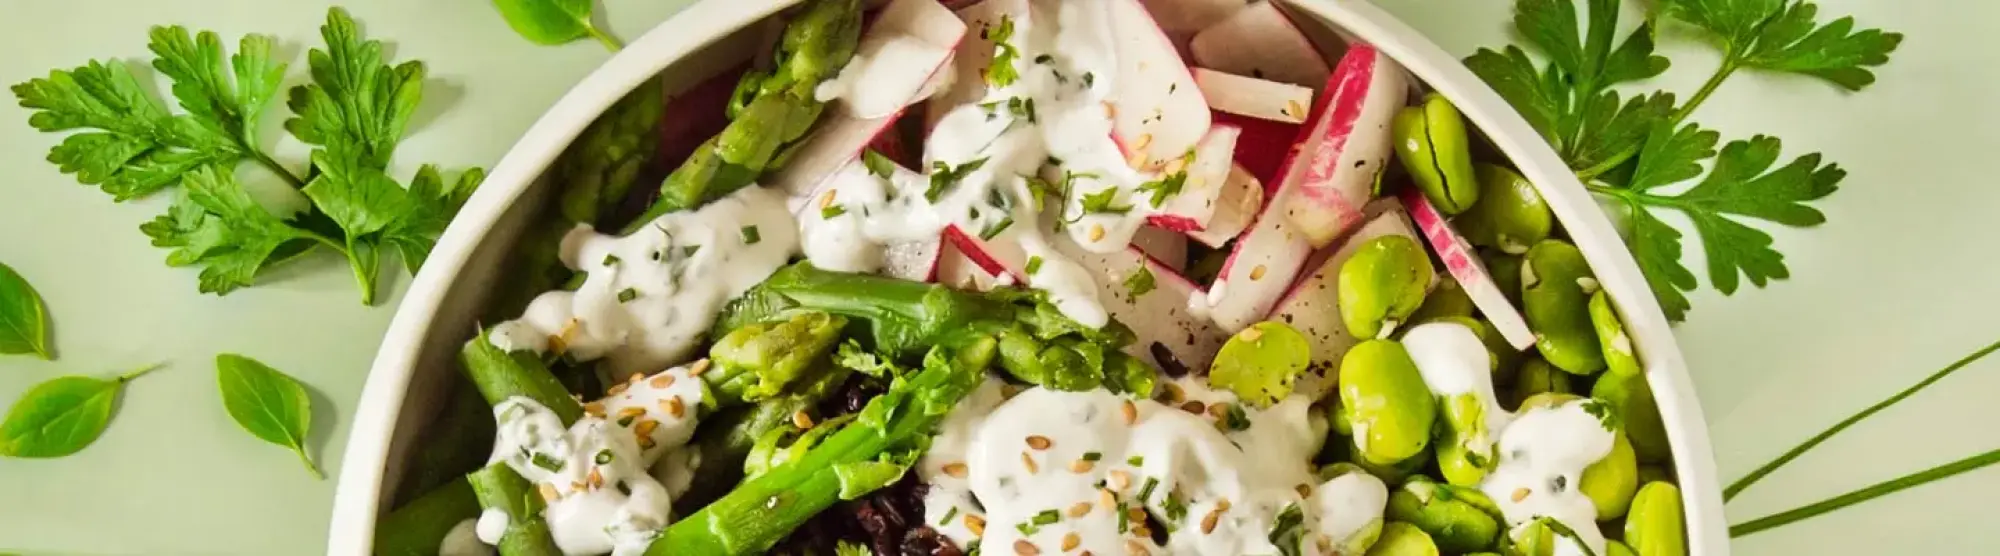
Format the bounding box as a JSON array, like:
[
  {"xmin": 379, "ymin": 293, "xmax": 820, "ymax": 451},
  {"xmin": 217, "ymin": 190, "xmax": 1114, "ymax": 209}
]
[
  {"xmin": 0, "ymin": 366, "xmax": 154, "ymax": 457},
  {"xmin": 216, "ymin": 354, "xmax": 321, "ymax": 478},
  {"xmin": 0, "ymin": 262, "xmax": 52, "ymax": 359}
]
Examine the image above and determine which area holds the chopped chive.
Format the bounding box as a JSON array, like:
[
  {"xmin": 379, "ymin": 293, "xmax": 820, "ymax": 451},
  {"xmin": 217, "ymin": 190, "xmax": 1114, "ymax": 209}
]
[
  {"xmin": 1025, "ymin": 256, "xmax": 1044, "ymax": 275},
  {"xmin": 1034, "ymin": 54, "xmax": 1054, "ymax": 64},
  {"xmin": 1083, "ymin": 72, "xmax": 1095, "ymax": 88},
  {"xmin": 530, "ymin": 452, "xmax": 565, "ymax": 472},
  {"xmin": 1116, "ymin": 502, "xmax": 1130, "ymax": 533},
  {"xmin": 1082, "ymin": 451, "xmax": 1102, "ymax": 462},
  {"xmin": 1016, "ymin": 521, "xmax": 1038, "ymax": 536},
  {"xmin": 602, "ymin": 254, "xmax": 621, "ymax": 266},
  {"xmin": 862, "ymin": 149, "xmax": 897, "ymax": 178},
  {"xmin": 979, "ymin": 216, "xmax": 1014, "ymax": 241},
  {"xmin": 618, "ymin": 288, "xmax": 639, "ymax": 303},
  {"xmin": 940, "ymin": 506, "xmax": 960, "ymax": 526},
  {"xmin": 618, "ymin": 416, "xmax": 636, "ymax": 427},
  {"xmin": 1163, "ymin": 490, "xmax": 1188, "ymax": 521},
  {"xmin": 740, "ymin": 225, "xmax": 761, "ymax": 244},
  {"xmin": 1033, "ymin": 509, "xmax": 1060, "ymax": 525},
  {"xmin": 595, "ymin": 450, "xmax": 614, "ymax": 465},
  {"xmin": 1127, "ymin": 455, "xmax": 1145, "ymax": 467},
  {"xmin": 1138, "ymin": 477, "xmax": 1160, "ymax": 501},
  {"xmin": 821, "ymin": 204, "xmax": 849, "ymax": 219},
  {"xmin": 683, "ymin": 245, "xmax": 701, "ymax": 257},
  {"xmin": 616, "ymin": 480, "xmax": 632, "ymax": 496}
]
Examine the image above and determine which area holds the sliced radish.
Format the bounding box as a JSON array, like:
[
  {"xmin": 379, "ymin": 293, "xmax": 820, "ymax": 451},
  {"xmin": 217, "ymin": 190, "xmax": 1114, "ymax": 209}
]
[
  {"xmin": 767, "ymin": 0, "xmax": 967, "ymax": 197},
  {"xmin": 1189, "ymin": 2, "xmax": 1331, "ymax": 89},
  {"xmin": 1183, "ymin": 164, "xmax": 1262, "ymax": 248},
  {"xmin": 1400, "ymin": 189, "xmax": 1536, "ymax": 350},
  {"xmin": 1283, "ymin": 43, "xmax": 1407, "ymax": 249},
  {"xmin": 1192, "ymin": 68, "xmax": 1314, "ymax": 124},
  {"xmin": 936, "ymin": 240, "xmax": 1010, "ymax": 291},
  {"xmin": 1131, "ymin": 226, "xmax": 1189, "ymax": 271},
  {"xmin": 1211, "ymin": 111, "xmax": 1300, "ymax": 186},
  {"xmin": 1148, "ymin": 125, "xmax": 1242, "ymax": 241},
  {"xmin": 1273, "ymin": 203, "xmax": 1423, "ymax": 396},
  {"xmin": 926, "ymin": 0, "xmax": 1030, "ymax": 130},
  {"xmin": 1107, "ymin": 0, "xmax": 1211, "ymax": 166},
  {"xmin": 941, "ymin": 224, "xmax": 1030, "ymax": 280},
  {"xmin": 1196, "ymin": 188, "xmax": 1313, "ymax": 332},
  {"xmin": 882, "ymin": 238, "xmax": 943, "ymax": 282},
  {"xmin": 1135, "ymin": 0, "xmax": 1248, "ymax": 48},
  {"xmin": 1054, "ymin": 240, "xmax": 1227, "ymax": 375}
]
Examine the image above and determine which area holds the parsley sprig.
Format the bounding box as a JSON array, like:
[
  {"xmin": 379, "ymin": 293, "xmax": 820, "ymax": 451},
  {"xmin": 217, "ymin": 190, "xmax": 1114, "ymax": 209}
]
[
  {"xmin": 1467, "ymin": 0, "xmax": 1898, "ymax": 320},
  {"xmin": 13, "ymin": 8, "xmax": 482, "ymax": 304}
]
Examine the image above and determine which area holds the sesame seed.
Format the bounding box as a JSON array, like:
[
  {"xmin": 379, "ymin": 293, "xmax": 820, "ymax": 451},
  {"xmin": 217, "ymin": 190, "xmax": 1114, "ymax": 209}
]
[
  {"xmin": 638, "ymin": 435, "xmax": 656, "ymax": 449},
  {"xmin": 1181, "ymin": 400, "xmax": 1206, "ymax": 414},
  {"xmin": 1134, "ymin": 134, "xmax": 1154, "ymax": 151},
  {"xmin": 1015, "ymin": 539, "xmax": 1041, "ymax": 555},
  {"xmin": 944, "ymin": 462, "xmax": 970, "ymax": 478},
  {"xmin": 618, "ymin": 406, "xmax": 647, "ymax": 420},
  {"xmin": 688, "ymin": 359, "xmax": 711, "ymax": 376},
  {"xmin": 587, "ymin": 467, "xmax": 604, "ymax": 489},
  {"xmin": 1108, "ymin": 470, "xmax": 1132, "ymax": 490},
  {"xmin": 1512, "ymin": 487, "xmax": 1531, "ymax": 502},
  {"xmin": 1237, "ymin": 326, "xmax": 1265, "ymax": 342},
  {"xmin": 1026, "ymin": 435, "xmax": 1053, "ymax": 450},
  {"xmin": 819, "ymin": 190, "xmax": 838, "ymax": 210},
  {"xmin": 965, "ymin": 514, "xmax": 987, "ymax": 535},
  {"xmin": 1206, "ymin": 402, "xmax": 1230, "ymax": 419},
  {"xmin": 1099, "ymin": 488, "xmax": 1117, "ymax": 508},
  {"xmin": 538, "ymin": 483, "xmax": 560, "ymax": 502},
  {"xmin": 793, "ymin": 410, "xmax": 815, "ymax": 429},
  {"xmin": 663, "ymin": 397, "xmax": 686, "ymax": 418},
  {"xmin": 1022, "ymin": 451, "xmax": 1041, "ymax": 474},
  {"xmin": 1215, "ymin": 498, "xmax": 1232, "ymax": 511},
  {"xmin": 1062, "ymin": 532, "xmax": 1081, "ymax": 551},
  {"xmin": 1287, "ymin": 99, "xmax": 1306, "ymax": 119},
  {"xmin": 571, "ymin": 481, "xmax": 586, "ymax": 492},
  {"xmin": 649, "ymin": 374, "xmax": 676, "ymax": 388},
  {"xmin": 1125, "ymin": 539, "xmax": 1151, "ymax": 555},
  {"xmin": 1316, "ymin": 534, "xmax": 1333, "ymax": 553},
  {"xmin": 634, "ymin": 419, "xmax": 659, "ymax": 438},
  {"xmin": 1068, "ymin": 501, "xmax": 1093, "ymax": 517},
  {"xmin": 1249, "ymin": 264, "xmax": 1268, "ymax": 280},
  {"xmin": 1127, "ymin": 150, "xmax": 1149, "ymax": 169},
  {"xmin": 1121, "ymin": 400, "xmax": 1138, "ymax": 424},
  {"xmin": 1089, "ymin": 224, "xmax": 1106, "ymax": 242},
  {"xmin": 627, "ymin": 372, "xmax": 644, "ymax": 385},
  {"xmin": 1201, "ymin": 509, "xmax": 1220, "ymax": 534},
  {"xmin": 1071, "ymin": 459, "xmax": 1096, "ymax": 473},
  {"xmin": 607, "ymin": 383, "xmax": 630, "ymax": 396},
  {"xmin": 583, "ymin": 402, "xmax": 607, "ymax": 418}
]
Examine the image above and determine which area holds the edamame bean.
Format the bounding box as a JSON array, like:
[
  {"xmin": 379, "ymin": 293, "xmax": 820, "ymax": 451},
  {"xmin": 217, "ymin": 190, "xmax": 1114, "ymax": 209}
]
[
  {"xmin": 1591, "ymin": 368, "xmax": 1672, "ymax": 464},
  {"xmin": 1340, "ymin": 340, "xmax": 1439, "ymax": 465},
  {"xmin": 1590, "ymin": 290, "xmax": 1642, "ymax": 377},
  {"xmin": 1523, "ymin": 240, "xmax": 1607, "ymax": 375},
  {"xmin": 1368, "ymin": 521, "xmax": 1442, "ymax": 556},
  {"xmin": 1625, "ymin": 482, "xmax": 1687, "ymax": 556},
  {"xmin": 1410, "ymin": 277, "xmax": 1476, "ymax": 323},
  {"xmin": 1457, "ymin": 164, "xmax": 1552, "ymax": 254},
  {"xmin": 1581, "ymin": 430, "xmax": 1640, "ymax": 520},
  {"xmin": 1209, "ymin": 321, "xmax": 1312, "ymax": 408},
  {"xmin": 1341, "ymin": 236, "xmax": 1438, "ymax": 340},
  {"xmin": 1386, "ymin": 476, "xmax": 1502, "ymax": 553},
  {"xmin": 1393, "ymin": 94, "xmax": 1480, "ymax": 215},
  {"xmin": 1606, "ymin": 540, "xmax": 1639, "ymax": 556},
  {"xmin": 1506, "ymin": 357, "xmax": 1573, "ymax": 411}
]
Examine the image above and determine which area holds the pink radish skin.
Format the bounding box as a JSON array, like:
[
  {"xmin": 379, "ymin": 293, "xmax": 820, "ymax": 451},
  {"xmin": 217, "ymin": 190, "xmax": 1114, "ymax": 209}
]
[
  {"xmin": 1184, "ymin": 164, "xmax": 1263, "ymax": 248},
  {"xmin": 1192, "ymin": 68, "xmax": 1314, "ymax": 124},
  {"xmin": 926, "ymin": 0, "xmax": 1029, "ymax": 130},
  {"xmin": 1107, "ymin": 0, "xmax": 1212, "ymax": 165},
  {"xmin": 768, "ymin": 0, "xmax": 967, "ymax": 197},
  {"xmin": 1189, "ymin": 2, "xmax": 1331, "ymax": 89},
  {"xmin": 1055, "ymin": 240, "xmax": 1228, "ymax": 374},
  {"xmin": 1284, "ymin": 43, "xmax": 1407, "ymax": 249},
  {"xmin": 1400, "ymin": 189, "xmax": 1537, "ymax": 350},
  {"xmin": 1148, "ymin": 125, "xmax": 1241, "ymax": 237},
  {"xmin": 1272, "ymin": 204, "xmax": 1425, "ymax": 396}
]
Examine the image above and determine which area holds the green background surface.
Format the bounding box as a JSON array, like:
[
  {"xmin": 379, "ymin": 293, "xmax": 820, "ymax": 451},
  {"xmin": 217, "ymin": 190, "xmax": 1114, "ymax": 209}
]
[{"xmin": 0, "ymin": 0, "xmax": 1992, "ymax": 554}]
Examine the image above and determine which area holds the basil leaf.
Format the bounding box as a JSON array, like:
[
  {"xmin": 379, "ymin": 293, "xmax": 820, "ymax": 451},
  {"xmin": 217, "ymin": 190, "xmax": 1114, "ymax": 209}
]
[
  {"xmin": 0, "ymin": 262, "xmax": 53, "ymax": 359},
  {"xmin": 0, "ymin": 366, "xmax": 154, "ymax": 458},
  {"xmin": 491, "ymin": 0, "xmax": 620, "ymax": 49},
  {"xmin": 216, "ymin": 354, "xmax": 321, "ymax": 478}
]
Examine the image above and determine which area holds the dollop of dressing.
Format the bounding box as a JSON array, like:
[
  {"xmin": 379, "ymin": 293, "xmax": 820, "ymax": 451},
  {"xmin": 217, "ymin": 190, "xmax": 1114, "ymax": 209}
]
[
  {"xmin": 480, "ymin": 365, "xmax": 709, "ymax": 556},
  {"xmin": 1402, "ymin": 321, "xmax": 1614, "ymax": 555},
  {"xmin": 490, "ymin": 186, "xmax": 797, "ymax": 378},
  {"xmin": 920, "ymin": 378, "xmax": 1387, "ymax": 555},
  {"xmin": 799, "ymin": 0, "xmax": 1203, "ymax": 328}
]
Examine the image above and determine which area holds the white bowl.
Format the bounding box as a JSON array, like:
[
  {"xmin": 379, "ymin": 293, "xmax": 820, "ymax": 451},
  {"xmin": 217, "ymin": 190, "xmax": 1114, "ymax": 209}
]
[{"xmin": 325, "ymin": 1, "xmax": 1728, "ymax": 554}]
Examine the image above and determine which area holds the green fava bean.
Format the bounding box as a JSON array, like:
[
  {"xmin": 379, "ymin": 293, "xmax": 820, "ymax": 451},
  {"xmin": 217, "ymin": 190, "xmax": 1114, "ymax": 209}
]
[
  {"xmin": 1351, "ymin": 439, "xmax": 1431, "ymax": 486},
  {"xmin": 1506, "ymin": 357, "xmax": 1574, "ymax": 411},
  {"xmin": 1457, "ymin": 164, "xmax": 1552, "ymax": 254},
  {"xmin": 1506, "ymin": 518, "xmax": 1596, "ymax": 556},
  {"xmin": 1591, "ymin": 369, "xmax": 1671, "ymax": 464},
  {"xmin": 1209, "ymin": 321, "xmax": 1312, "ymax": 408},
  {"xmin": 1368, "ymin": 522, "xmax": 1441, "ymax": 556},
  {"xmin": 1410, "ymin": 277, "xmax": 1476, "ymax": 323},
  {"xmin": 1523, "ymin": 240, "xmax": 1607, "ymax": 375},
  {"xmin": 1434, "ymin": 390, "xmax": 1498, "ymax": 487},
  {"xmin": 1339, "ymin": 340, "xmax": 1438, "ymax": 466},
  {"xmin": 1637, "ymin": 464, "xmax": 1673, "ymax": 486},
  {"xmin": 1606, "ymin": 540, "xmax": 1639, "ymax": 556},
  {"xmin": 1481, "ymin": 248, "xmax": 1525, "ymax": 306},
  {"xmin": 1386, "ymin": 477, "xmax": 1502, "ymax": 553},
  {"xmin": 1341, "ymin": 236, "xmax": 1437, "ymax": 340},
  {"xmin": 1590, "ymin": 290, "xmax": 1641, "ymax": 377},
  {"xmin": 1393, "ymin": 93, "xmax": 1480, "ymax": 215},
  {"xmin": 1581, "ymin": 430, "xmax": 1640, "ymax": 520},
  {"xmin": 1626, "ymin": 482, "xmax": 1687, "ymax": 556}
]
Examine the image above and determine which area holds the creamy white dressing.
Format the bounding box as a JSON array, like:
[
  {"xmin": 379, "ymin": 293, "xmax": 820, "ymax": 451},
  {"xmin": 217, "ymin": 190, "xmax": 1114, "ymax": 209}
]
[
  {"xmin": 797, "ymin": 0, "xmax": 1208, "ymax": 329},
  {"xmin": 490, "ymin": 186, "xmax": 797, "ymax": 379},
  {"xmin": 920, "ymin": 377, "xmax": 1387, "ymax": 555},
  {"xmin": 1402, "ymin": 322, "xmax": 1615, "ymax": 556},
  {"xmin": 480, "ymin": 365, "xmax": 709, "ymax": 556}
]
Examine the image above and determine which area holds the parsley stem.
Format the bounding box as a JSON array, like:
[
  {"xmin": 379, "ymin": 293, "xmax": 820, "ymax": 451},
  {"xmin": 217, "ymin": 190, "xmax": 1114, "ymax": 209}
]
[
  {"xmin": 1672, "ymin": 56, "xmax": 1741, "ymax": 125},
  {"xmin": 1722, "ymin": 337, "xmax": 2000, "ymax": 501},
  {"xmin": 587, "ymin": 25, "xmax": 624, "ymax": 52},
  {"xmin": 251, "ymin": 151, "xmax": 308, "ymax": 189},
  {"xmin": 1729, "ymin": 446, "xmax": 2000, "ymax": 538}
]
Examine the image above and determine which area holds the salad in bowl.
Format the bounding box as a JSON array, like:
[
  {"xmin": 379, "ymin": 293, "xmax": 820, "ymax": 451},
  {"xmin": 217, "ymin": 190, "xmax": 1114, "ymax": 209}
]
[{"xmin": 345, "ymin": 0, "xmax": 1701, "ymax": 555}]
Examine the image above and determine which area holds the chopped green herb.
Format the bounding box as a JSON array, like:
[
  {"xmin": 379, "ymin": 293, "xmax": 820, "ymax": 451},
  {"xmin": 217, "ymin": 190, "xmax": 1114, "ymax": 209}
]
[
  {"xmin": 1220, "ymin": 403, "xmax": 1252, "ymax": 431},
  {"xmin": 822, "ymin": 204, "xmax": 849, "ymax": 219},
  {"xmin": 1137, "ymin": 163, "xmax": 1192, "ymax": 207},
  {"xmin": 618, "ymin": 288, "xmax": 639, "ymax": 303},
  {"xmin": 530, "ymin": 452, "xmax": 565, "ymax": 472},
  {"xmin": 1033, "ymin": 509, "xmax": 1061, "ymax": 525},
  {"xmin": 940, "ymin": 505, "xmax": 961, "ymax": 526},
  {"xmin": 862, "ymin": 149, "xmax": 897, "ymax": 179},
  {"xmin": 1082, "ymin": 72, "xmax": 1095, "ymax": 88},
  {"xmin": 979, "ymin": 216, "xmax": 1015, "ymax": 241},
  {"xmin": 1005, "ymin": 96, "xmax": 1038, "ymax": 124},
  {"xmin": 1025, "ymin": 256, "xmax": 1044, "ymax": 275},
  {"xmin": 927, "ymin": 157, "xmax": 991, "ymax": 202},
  {"xmin": 682, "ymin": 245, "xmax": 701, "ymax": 257},
  {"xmin": 1078, "ymin": 187, "xmax": 1132, "ymax": 216},
  {"xmin": 595, "ymin": 449, "xmax": 614, "ymax": 465},
  {"xmin": 1125, "ymin": 266, "xmax": 1156, "ymax": 297},
  {"xmin": 1082, "ymin": 451, "xmax": 1102, "ymax": 461},
  {"xmin": 986, "ymin": 16, "xmax": 1021, "ymax": 87},
  {"xmin": 1269, "ymin": 502, "xmax": 1306, "ymax": 556},
  {"xmin": 618, "ymin": 415, "xmax": 636, "ymax": 427},
  {"xmin": 1138, "ymin": 477, "xmax": 1160, "ymax": 501},
  {"xmin": 740, "ymin": 225, "xmax": 761, "ymax": 245},
  {"xmin": 1127, "ymin": 455, "xmax": 1145, "ymax": 467},
  {"xmin": 1116, "ymin": 501, "xmax": 1131, "ymax": 533},
  {"xmin": 602, "ymin": 254, "xmax": 621, "ymax": 266},
  {"xmin": 1163, "ymin": 490, "xmax": 1188, "ymax": 521},
  {"xmin": 1016, "ymin": 521, "xmax": 1038, "ymax": 536},
  {"xmin": 1034, "ymin": 54, "xmax": 1054, "ymax": 65}
]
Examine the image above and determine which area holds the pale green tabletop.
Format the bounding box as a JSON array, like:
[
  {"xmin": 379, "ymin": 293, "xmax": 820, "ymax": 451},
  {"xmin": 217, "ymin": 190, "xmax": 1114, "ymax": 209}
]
[{"xmin": 1, "ymin": 0, "xmax": 1993, "ymax": 554}]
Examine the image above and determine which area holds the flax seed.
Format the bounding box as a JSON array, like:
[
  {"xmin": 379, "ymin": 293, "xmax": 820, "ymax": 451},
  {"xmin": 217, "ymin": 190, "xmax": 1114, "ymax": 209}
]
[
  {"xmin": 944, "ymin": 462, "xmax": 970, "ymax": 478},
  {"xmin": 1026, "ymin": 435, "xmax": 1053, "ymax": 450},
  {"xmin": 1181, "ymin": 400, "xmax": 1206, "ymax": 414},
  {"xmin": 966, "ymin": 514, "xmax": 987, "ymax": 536},
  {"xmin": 1015, "ymin": 539, "xmax": 1041, "ymax": 555},
  {"xmin": 1068, "ymin": 501, "xmax": 1093, "ymax": 518},
  {"xmin": 1121, "ymin": 400, "xmax": 1138, "ymax": 424},
  {"xmin": 663, "ymin": 397, "xmax": 686, "ymax": 418},
  {"xmin": 1071, "ymin": 459, "xmax": 1096, "ymax": 473},
  {"xmin": 649, "ymin": 374, "xmax": 676, "ymax": 388}
]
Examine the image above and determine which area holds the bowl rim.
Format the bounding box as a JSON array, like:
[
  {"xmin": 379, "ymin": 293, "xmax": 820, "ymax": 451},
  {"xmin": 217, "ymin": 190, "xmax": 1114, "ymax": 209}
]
[{"xmin": 326, "ymin": 1, "xmax": 1728, "ymax": 554}]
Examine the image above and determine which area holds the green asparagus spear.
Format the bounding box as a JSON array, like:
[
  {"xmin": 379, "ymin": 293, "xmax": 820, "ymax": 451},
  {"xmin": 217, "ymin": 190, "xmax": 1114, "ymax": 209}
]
[
  {"xmin": 675, "ymin": 363, "xmax": 855, "ymax": 514},
  {"xmin": 468, "ymin": 463, "xmax": 561, "ymax": 556},
  {"xmin": 704, "ymin": 312, "xmax": 847, "ymax": 405},
  {"xmin": 460, "ymin": 330, "xmax": 586, "ymax": 424},
  {"xmin": 648, "ymin": 340, "xmax": 994, "ymax": 555},
  {"xmin": 392, "ymin": 388, "xmax": 498, "ymax": 504},
  {"xmin": 559, "ymin": 77, "xmax": 667, "ymax": 227},
  {"xmin": 373, "ymin": 478, "xmax": 479, "ymax": 556}
]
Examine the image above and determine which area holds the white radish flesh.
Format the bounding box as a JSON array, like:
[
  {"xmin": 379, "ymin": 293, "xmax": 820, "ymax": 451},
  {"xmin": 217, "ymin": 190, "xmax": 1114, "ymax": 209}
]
[
  {"xmin": 1054, "ymin": 240, "xmax": 1228, "ymax": 375},
  {"xmin": 1192, "ymin": 67, "xmax": 1315, "ymax": 124},
  {"xmin": 1189, "ymin": 2, "xmax": 1331, "ymax": 89},
  {"xmin": 1147, "ymin": 125, "xmax": 1242, "ymax": 239},
  {"xmin": 1106, "ymin": 0, "xmax": 1212, "ymax": 166},
  {"xmin": 1183, "ymin": 164, "xmax": 1263, "ymax": 248},
  {"xmin": 926, "ymin": 0, "xmax": 1029, "ymax": 130}
]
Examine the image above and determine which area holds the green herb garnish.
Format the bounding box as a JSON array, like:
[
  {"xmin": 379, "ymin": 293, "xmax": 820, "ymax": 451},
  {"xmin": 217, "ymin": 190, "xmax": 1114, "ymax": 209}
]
[
  {"xmin": 985, "ymin": 16, "xmax": 1021, "ymax": 87},
  {"xmin": 595, "ymin": 449, "xmax": 614, "ymax": 465},
  {"xmin": 530, "ymin": 452, "xmax": 565, "ymax": 472},
  {"xmin": 1025, "ymin": 256, "xmax": 1044, "ymax": 275},
  {"xmin": 602, "ymin": 254, "xmax": 621, "ymax": 266},
  {"xmin": 822, "ymin": 204, "xmax": 849, "ymax": 219},
  {"xmin": 1079, "ymin": 187, "xmax": 1132, "ymax": 216},
  {"xmin": 862, "ymin": 149, "xmax": 897, "ymax": 179},
  {"xmin": 1124, "ymin": 265, "xmax": 1156, "ymax": 297},
  {"xmin": 927, "ymin": 157, "xmax": 990, "ymax": 202},
  {"xmin": 740, "ymin": 225, "xmax": 762, "ymax": 245},
  {"xmin": 618, "ymin": 288, "xmax": 639, "ymax": 303}
]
